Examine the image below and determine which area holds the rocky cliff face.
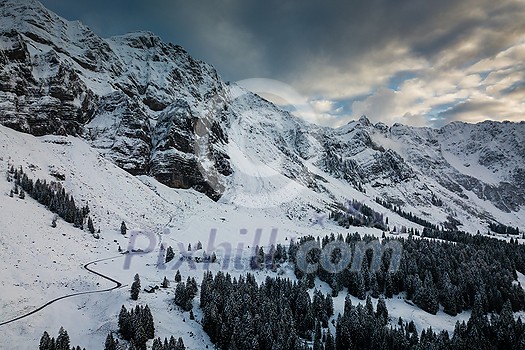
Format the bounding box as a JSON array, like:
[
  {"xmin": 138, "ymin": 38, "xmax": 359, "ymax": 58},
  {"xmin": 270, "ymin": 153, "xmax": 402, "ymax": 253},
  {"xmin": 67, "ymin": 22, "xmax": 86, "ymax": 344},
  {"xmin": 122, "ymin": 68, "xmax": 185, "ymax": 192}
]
[
  {"xmin": 0, "ymin": 0, "xmax": 231, "ymax": 196},
  {"xmin": 1, "ymin": 0, "xmax": 524, "ymax": 226},
  {"xmin": 315, "ymin": 117, "xmax": 525, "ymax": 213}
]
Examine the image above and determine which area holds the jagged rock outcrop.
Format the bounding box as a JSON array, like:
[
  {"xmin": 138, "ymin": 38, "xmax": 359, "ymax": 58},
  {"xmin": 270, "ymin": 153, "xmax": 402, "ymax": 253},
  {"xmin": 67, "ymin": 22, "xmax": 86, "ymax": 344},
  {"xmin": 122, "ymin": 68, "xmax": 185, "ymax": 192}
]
[
  {"xmin": 0, "ymin": 0, "xmax": 524, "ymax": 222},
  {"xmin": 0, "ymin": 0, "xmax": 231, "ymax": 191}
]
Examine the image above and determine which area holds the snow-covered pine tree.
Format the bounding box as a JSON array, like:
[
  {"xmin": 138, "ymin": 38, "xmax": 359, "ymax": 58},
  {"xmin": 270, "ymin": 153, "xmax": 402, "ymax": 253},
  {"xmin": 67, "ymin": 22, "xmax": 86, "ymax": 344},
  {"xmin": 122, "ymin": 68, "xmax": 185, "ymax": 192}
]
[
  {"xmin": 175, "ymin": 337, "xmax": 186, "ymax": 350},
  {"xmin": 87, "ymin": 216, "xmax": 95, "ymax": 234},
  {"xmin": 104, "ymin": 333, "xmax": 118, "ymax": 350},
  {"xmin": 39, "ymin": 331, "xmax": 53, "ymax": 350},
  {"xmin": 165, "ymin": 246, "xmax": 174, "ymax": 263},
  {"xmin": 376, "ymin": 296, "xmax": 389, "ymax": 326},
  {"xmin": 131, "ymin": 274, "xmax": 141, "ymax": 300},
  {"xmin": 143, "ymin": 305, "xmax": 155, "ymax": 339},
  {"xmin": 414, "ymin": 271, "xmax": 439, "ymax": 315},
  {"xmin": 118, "ymin": 305, "xmax": 131, "ymax": 340},
  {"xmin": 55, "ymin": 327, "xmax": 70, "ymax": 350},
  {"xmin": 161, "ymin": 276, "xmax": 169, "ymax": 288}
]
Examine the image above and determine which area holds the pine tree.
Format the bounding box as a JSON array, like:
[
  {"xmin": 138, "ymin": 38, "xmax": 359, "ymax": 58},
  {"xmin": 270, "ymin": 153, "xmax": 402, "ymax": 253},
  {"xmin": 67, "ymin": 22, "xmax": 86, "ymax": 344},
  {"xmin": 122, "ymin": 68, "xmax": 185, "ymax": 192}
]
[
  {"xmin": 175, "ymin": 337, "xmax": 186, "ymax": 350},
  {"xmin": 39, "ymin": 331, "xmax": 53, "ymax": 350},
  {"xmin": 128, "ymin": 339, "xmax": 138, "ymax": 350},
  {"xmin": 497, "ymin": 299, "xmax": 516, "ymax": 348},
  {"xmin": 143, "ymin": 305, "xmax": 155, "ymax": 339},
  {"xmin": 385, "ymin": 273, "xmax": 394, "ymax": 298},
  {"xmin": 376, "ymin": 296, "xmax": 389, "ymax": 326},
  {"xmin": 104, "ymin": 333, "xmax": 117, "ymax": 350},
  {"xmin": 175, "ymin": 282, "xmax": 192, "ymax": 311},
  {"xmin": 168, "ymin": 336, "xmax": 176, "ymax": 349},
  {"xmin": 415, "ymin": 271, "xmax": 439, "ymax": 314},
  {"xmin": 19, "ymin": 190, "xmax": 25, "ymax": 199},
  {"xmin": 121, "ymin": 221, "xmax": 127, "ymax": 235},
  {"xmin": 152, "ymin": 338, "xmax": 163, "ymax": 350},
  {"xmin": 133, "ymin": 322, "xmax": 148, "ymax": 350},
  {"xmin": 55, "ymin": 327, "xmax": 70, "ymax": 350},
  {"xmin": 118, "ymin": 305, "xmax": 131, "ymax": 340},
  {"xmin": 325, "ymin": 330, "xmax": 335, "ymax": 350},
  {"xmin": 440, "ymin": 272, "xmax": 457, "ymax": 316},
  {"xmin": 131, "ymin": 274, "xmax": 141, "ymax": 300},
  {"xmin": 162, "ymin": 276, "xmax": 169, "ymax": 288},
  {"xmin": 166, "ymin": 246, "xmax": 175, "ymax": 263},
  {"xmin": 355, "ymin": 272, "xmax": 366, "ymax": 300},
  {"xmin": 325, "ymin": 294, "xmax": 334, "ymax": 318},
  {"xmin": 187, "ymin": 277, "xmax": 198, "ymax": 299},
  {"xmin": 370, "ymin": 272, "xmax": 380, "ymax": 298},
  {"xmin": 87, "ymin": 216, "xmax": 95, "ymax": 234},
  {"xmin": 175, "ymin": 269, "xmax": 182, "ymax": 282}
]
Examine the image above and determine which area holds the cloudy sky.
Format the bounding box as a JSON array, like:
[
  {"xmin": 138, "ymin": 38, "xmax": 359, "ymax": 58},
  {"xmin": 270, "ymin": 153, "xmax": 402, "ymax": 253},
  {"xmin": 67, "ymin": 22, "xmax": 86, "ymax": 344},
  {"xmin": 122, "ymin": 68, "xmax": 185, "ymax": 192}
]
[{"xmin": 40, "ymin": 0, "xmax": 525, "ymax": 127}]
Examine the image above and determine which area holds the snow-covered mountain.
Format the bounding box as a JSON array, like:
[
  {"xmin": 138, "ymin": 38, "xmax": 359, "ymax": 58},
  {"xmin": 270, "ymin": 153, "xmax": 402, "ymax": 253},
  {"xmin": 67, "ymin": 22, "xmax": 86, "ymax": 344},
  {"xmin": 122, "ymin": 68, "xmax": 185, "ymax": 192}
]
[
  {"xmin": 2, "ymin": 0, "xmax": 523, "ymax": 232},
  {"xmin": 319, "ymin": 117, "xmax": 525, "ymax": 220},
  {"xmin": 1, "ymin": 0, "xmax": 525, "ymax": 348}
]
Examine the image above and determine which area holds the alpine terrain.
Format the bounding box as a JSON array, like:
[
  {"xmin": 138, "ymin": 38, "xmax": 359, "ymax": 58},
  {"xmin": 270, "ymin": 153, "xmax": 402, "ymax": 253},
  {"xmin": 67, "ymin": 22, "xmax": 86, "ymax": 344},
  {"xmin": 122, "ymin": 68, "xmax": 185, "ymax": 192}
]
[{"xmin": 0, "ymin": 1, "xmax": 524, "ymax": 349}]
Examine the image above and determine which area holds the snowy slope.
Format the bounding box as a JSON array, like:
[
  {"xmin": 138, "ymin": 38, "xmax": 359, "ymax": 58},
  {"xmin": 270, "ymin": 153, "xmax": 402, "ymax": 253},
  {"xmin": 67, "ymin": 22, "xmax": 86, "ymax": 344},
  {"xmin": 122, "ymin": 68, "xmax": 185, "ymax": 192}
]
[{"xmin": 2, "ymin": 123, "xmax": 505, "ymax": 349}]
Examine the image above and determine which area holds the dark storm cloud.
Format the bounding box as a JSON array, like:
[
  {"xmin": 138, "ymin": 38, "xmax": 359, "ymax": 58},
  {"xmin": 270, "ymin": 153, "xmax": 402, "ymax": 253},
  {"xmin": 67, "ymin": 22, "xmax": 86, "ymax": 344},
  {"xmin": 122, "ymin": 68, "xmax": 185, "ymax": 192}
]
[
  {"xmin": 39, "ymin": 0, "xmax": 525, "ymax": 126},
  {"xmin": 38, "ymin": 0, "xmax": 481, "ymax": 78}
]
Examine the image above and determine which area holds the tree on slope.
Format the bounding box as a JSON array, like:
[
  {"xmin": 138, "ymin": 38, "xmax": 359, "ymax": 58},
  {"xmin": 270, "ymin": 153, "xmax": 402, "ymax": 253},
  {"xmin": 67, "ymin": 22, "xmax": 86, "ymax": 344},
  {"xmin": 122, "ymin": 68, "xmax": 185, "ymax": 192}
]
[{"xmin": 131, "ymin": 273, "xmax": 141, "ymax": 300}]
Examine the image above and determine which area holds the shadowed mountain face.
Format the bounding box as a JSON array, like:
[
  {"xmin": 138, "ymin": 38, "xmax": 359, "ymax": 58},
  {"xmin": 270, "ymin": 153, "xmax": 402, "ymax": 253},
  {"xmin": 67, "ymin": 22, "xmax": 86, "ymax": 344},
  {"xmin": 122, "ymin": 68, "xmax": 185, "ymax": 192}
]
[{"xmin": 1, "ymin": 0, "xmax": 524, "ymax": 223}]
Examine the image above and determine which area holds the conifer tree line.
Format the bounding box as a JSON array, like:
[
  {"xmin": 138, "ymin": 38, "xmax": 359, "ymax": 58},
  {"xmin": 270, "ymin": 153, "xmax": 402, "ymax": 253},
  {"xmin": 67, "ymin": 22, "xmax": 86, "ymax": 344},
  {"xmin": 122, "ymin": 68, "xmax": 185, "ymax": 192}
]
[
  {"xmin": 488, "ymin": 222, "xmax": 520, "ymax": 235},
  {"xmin": 197, "ymin": 270, "xmax": 525, "ymax": 349},
  {"xmin": 118, "ymin": 304, "xmax": 155, "ymax": 350},
  {"xmin": 286, "ymin": 232, "xmax": 525, "ymax": 316},
  {"xmin": 248, "ymin": 230, "xmax": 525, "ymax": 315},
  {"xmin": 174, "ymin": 276, "xmax": 198, "ymax": 311},
  {"xmin": 151, "ymin": 336, "xmax": 186, "ymax": 350},
  {"xmin": 39, "ymin": 327, "xmax": 84, "ymax": 350},
  {"xmin": 7, "ymin": 165, "xmax": 94, "ymax": 231},
  {"xmin": 330, "ymin": 199, "xmax": 386, "ymax": 230},
  {"xmin": 40, "ymin": 304, "xmax": 186, "ymax": 349},
  {"xmin": 200, "ymin": 271, "xmax": 334, "ymax": 349},
  {"xmin": 375, "ymin": 197, "xmax": 438, "ymax": 230},
  {"xmin": 375, "ymin": 197, "xmax": 522, "ymax": 236},
  {"xmin": 335, "ymin": 294, "xmax": 525, "ymax": 349}
]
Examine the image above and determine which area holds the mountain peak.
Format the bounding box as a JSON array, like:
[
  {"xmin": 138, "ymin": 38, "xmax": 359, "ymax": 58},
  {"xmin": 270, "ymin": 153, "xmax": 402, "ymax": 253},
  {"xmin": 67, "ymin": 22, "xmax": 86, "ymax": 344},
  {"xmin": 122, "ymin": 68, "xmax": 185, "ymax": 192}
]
[
  {"xmin": 358, "ymin": 115, "xmax": 371, "ymax": 125},
  {"xmin": 0, "ymin": 0, "xmax": 57, "ymax": 27},
  {"xmin": 0, "ymin": 0, "xmax": 44, "ymax": 10},
  {"xmin": 110, "ymin": 31, "xmax": 163, "ymax": 48}
]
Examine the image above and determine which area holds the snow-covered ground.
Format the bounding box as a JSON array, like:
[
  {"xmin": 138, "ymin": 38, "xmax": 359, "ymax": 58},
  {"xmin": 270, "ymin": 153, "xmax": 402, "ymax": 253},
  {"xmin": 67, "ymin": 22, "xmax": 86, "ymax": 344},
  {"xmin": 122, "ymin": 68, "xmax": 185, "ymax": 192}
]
[{"xmin": 0, "ymin": 124, "xmax": 524, "ymax": 349}]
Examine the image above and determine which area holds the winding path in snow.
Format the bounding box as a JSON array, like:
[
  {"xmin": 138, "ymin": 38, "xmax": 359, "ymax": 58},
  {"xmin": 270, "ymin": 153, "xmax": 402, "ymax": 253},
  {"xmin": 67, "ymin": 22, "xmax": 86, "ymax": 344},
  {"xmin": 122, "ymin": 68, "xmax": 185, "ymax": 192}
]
[{"xmin": 0, "ymin": 255, "xmax": 124, "ymax": 326}]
